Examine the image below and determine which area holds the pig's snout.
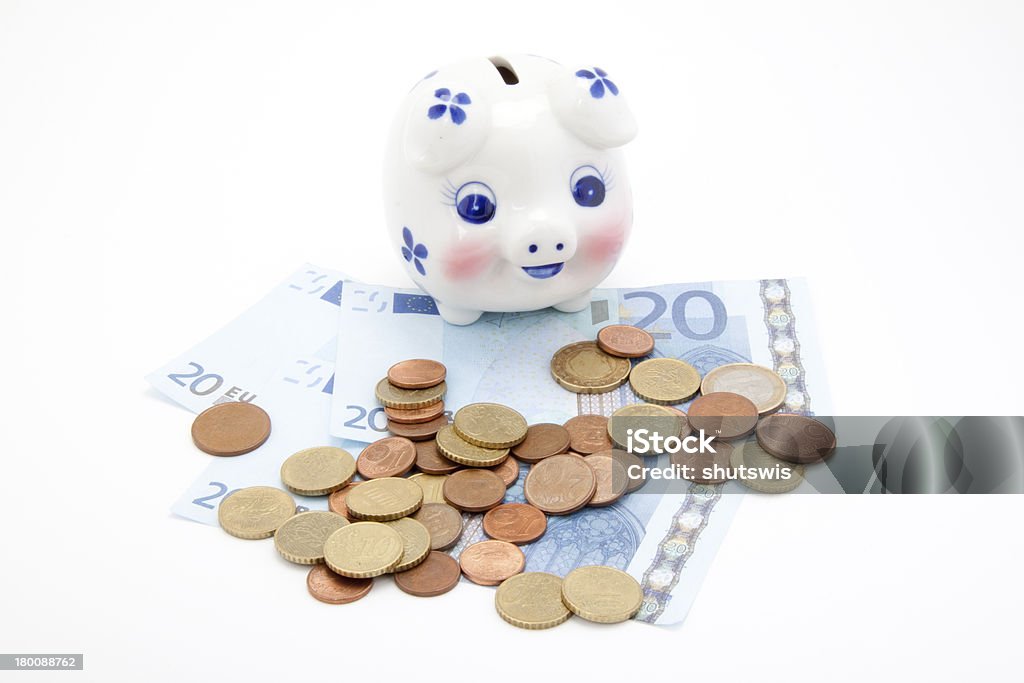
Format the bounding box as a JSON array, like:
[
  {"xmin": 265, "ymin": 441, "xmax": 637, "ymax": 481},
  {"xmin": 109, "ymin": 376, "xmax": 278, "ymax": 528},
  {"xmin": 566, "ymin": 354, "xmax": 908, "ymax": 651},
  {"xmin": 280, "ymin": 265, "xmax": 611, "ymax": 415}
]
[{"xmin": 501, "ymin": 215, "xmax": 577, "ymax": 279}]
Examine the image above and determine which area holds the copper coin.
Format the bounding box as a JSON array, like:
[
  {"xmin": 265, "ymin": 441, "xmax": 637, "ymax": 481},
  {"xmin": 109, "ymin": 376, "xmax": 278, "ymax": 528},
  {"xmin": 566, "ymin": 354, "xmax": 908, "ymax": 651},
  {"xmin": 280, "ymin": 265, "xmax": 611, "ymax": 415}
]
[
  {"xmin": 588, "ymin": 449, "xmax": 646, "ymax": 493},
  {"xmin": 584, "ymin": 452, "xmax": 629, "ymax": 506},
  {"xmin": 387, "ymin": 359, "xmax": 447, "ymax": 389},
  {"xmin": 442, "ymin": 469, "xmax": 506, "ymax": 512},
  {"xmin": 394, "ymin": 551, "xmax": 461, "ymax": 596},
  {"xmin": 414, "ymin": 439, "xmax": 460, "ymax": 475},
  {"xmin": 687, "ymin": 392, "xmax": 759, "ymax": 441},
  {"xmin": 563, "ymin": 415, "xmax": 613, "ymax": 454},
  {"xmin": 596, "ymin": 324, "xmax": 655, "ymax": 358},
  {"xmin": 524, "ymin": 453, "xmax": 597, "ymax": 514},
  {"xmin": 671, "ymin": 440, "xmax": 735, "ymax": 484},
  {"xmin": 327, "ymin": 482, "xmax": 361, "ymax": 519},
  {"xmin": 511, "ymin": 423, "xmax": 571, "ymax": 463},
  {"xmin": 482, "ymin": 503, "xmax": 547, "ymax": 544},
  {"xmin": 412, "ymin": 502, "xmax": 464, "ymax": 550},
  {"xmin": 356, "ymin": 437, "xmax": 416, "ymax": 478},
  {"xmin": 387, "ymin": 414, "xmax": 449, "ymax": 441},
  {"xmin": 756, "ymin": 414, "xmax": 837, "ymax": 464},
  {"xmin": 459, "ymin": 540, "xmax": 526, "ymax": 586},
  {"xmin": 305, "ymin": 564, "xmax": 373, "ymax": 604},
  {"xmin": 489, "ymin": 457, "xmax": 520, "ymax": 487},
  {"xmin": 191, "ymin": 402, "xmax": 271, "ymax": 456},
  {"xmin": 384, "ymin": 402, "xmax": 445, "ymax": 425}
]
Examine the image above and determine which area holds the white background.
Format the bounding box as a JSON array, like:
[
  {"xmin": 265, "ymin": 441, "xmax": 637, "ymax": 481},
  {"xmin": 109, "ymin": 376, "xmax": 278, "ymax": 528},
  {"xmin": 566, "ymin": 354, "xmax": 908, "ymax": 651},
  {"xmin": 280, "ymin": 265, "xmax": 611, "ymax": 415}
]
[{"xmin": 3, "ymin": 1, "xmax": 1023, "ymax": 681}]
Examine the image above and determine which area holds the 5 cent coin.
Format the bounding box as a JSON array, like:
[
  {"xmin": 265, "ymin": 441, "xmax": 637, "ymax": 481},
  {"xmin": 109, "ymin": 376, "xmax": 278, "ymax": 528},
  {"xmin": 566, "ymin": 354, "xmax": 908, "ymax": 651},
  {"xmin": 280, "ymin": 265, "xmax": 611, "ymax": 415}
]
[
  {"xmin": 412, "ymin": 502, "xmax": 464, "ymax": 550},
  {"xmin": 524, "ymin": 453, "xmax": 597, "ymax": 515},
  {"xmin": 483, "ymin": 503, "xmax": 547, "ymax": 544},
  {"xmin": 356, "ymin": 437, "xmax": 416, "ymax": 479},
  {"xmin": 459, "ymin": 540, "xmax": 526, "ymax": 586},
  {"xmin": 596, "ymin": 324, "xmax": 655, "ymax": 358},
  {"xmin": 387, "ymin": 359, "xmax": 446, "ymax": 389},
  {"xmin": 511, "ymin": 423, "xmax": 571, "ymax": 463},
  {"xmin": 306, "ymin": 564, "xmax": 373, "ymax": 605},
  {"xmin": 191, "ymin": 402, "xmax": 271, "ymax": 456},
  {"xmin": 394, "ymin": 551, "xmax": 461, "ymax": 597},
  {"xmin": 687, "ymin": 392, "xmax": 759, "ymax": 441},
  {"xmin": 442, "ymin": 469, "xmax": 506, "ymax": 512}
]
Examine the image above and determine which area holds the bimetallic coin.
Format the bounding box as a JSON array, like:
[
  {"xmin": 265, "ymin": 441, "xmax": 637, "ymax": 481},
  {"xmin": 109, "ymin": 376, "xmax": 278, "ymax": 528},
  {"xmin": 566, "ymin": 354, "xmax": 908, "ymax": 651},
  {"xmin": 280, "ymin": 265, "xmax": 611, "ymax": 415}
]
[
  {"xmin": 550, "ymin": 341, "xmax": 631, "ymax": 394},
  {"xmin": 387, "ymin": 359, "xmax": 447, "ymax": 389},
  {"xmin": 327, "ymin": 482, "xmax": 360, "ymax": 520},
  {"xmin": 442, "ymin": 469, "xmax": 506, "ymax": 512},
  {"xmin": 413, "ymin": 439, "xmax": 460, "ymax": 475},
  {"xmin": 374, "ymin": 378, "xmax": 447, "ymax": 410},
  {"xmin": 323, "ymin": 522, "xmax": 404, "ymax": 578},
  {"xmin": 218, "ymin": 486, "xmax": 296, "ymax": 540},
  {"xmin": 306, "ymin": 564, "xmax": 373, "ymax": 604},
  {"xmin": 453, "ymin": 403, "xmax": 528, "ymax": 448},
  {"xmin": 384, "ymin": 402, "xmax": 445, "ymax": 425},
  {"xmin": 756, "ymin": 414, "xmax": 836, "ymax": 464},
  {"xmin": 489, "ymin": 457, "xmax": 520, "ymax": 487},
  {"xmin": 687, "ymin": 392, "xmax": 759, "ymax": 441},
  {"xmin": 700, "ymin": 363, "xmax": 787, "ymax": 415},
  {"xmin": 482, "ymin": 503, "xmax": 547, "ymax": 544},
  {"xmin": 279, "ymin": 446, "xmax": 356, "ymax": 496},
  {"xmin": 345, "ymin": 477, "xmax": 423, "ymax": 521},
  {"xmin": 356, "ymin": 437, "xmax": 416, "ymax": 479},
  {"xmin": 495, "ymin": 572, "xmax": 572, "ymax": 630},
  {"xmin": 274, "ymin": 511, "xmax": 350, "ymax": 564},
  {"xmin": 584, "ymin": 452, "xmax": 629, "ymax": 506},
  {"xmin": 191, "ymin": 402, "xmax": 271, "ymax": 456},
  {"xmin": 384, "ymin": 517, "xmax": 431, "ymax": 572},
  {"xmin": 409, "ymin": 473, "xmax": 448, "ymax": 503},
  {"xmin": 394, "ymin": 551, "xmax": 461, "ymax": 597},
  {"xmin": 564, "ymin": 415, "xmax": 613, "ymax": 454},
  {"xmin": 459, "ymin": 540, "xmax": 526, "ymax": 586},
  {"xmin": 607, "ymin": 403, "xmax": 685, "ymax": 452},
  {"xmin": 524, "ymin": 453, "xmax": 597, "ymax": 515},
  {"xmin": 629, "ymin": 358, "xmax": 701, "ymax": 405},
  {"xmin": 730, "ymin": 437, "xmax": 805, "ymax": 493},
  {"xmin": 511, "ymin": 423, "xmax": 571, "ymax": 463},
  {"xmin": 435, "ymin": 424, "xmax": 509, "ymax": 467},
  {"xmin": 412, "ymin": 503, "xmax": 464, "ymax": 550},
  {"xmin": 588, "ymin": 449, "xmax": 646, "ymax": 493},
  {"xmin": 387, "ymin": 414, "xmax": 449, "ymax": 441},
  {"xmin": 561, "ymin": 566, "xmax": 643, "ymax": 623},
  {"xmin": 596, "ymin": 324, "xmax": 655, "ymax": 358},
  {"xmin": 671, "ymin": 439, "xmax": 735, "ymax": 484}
]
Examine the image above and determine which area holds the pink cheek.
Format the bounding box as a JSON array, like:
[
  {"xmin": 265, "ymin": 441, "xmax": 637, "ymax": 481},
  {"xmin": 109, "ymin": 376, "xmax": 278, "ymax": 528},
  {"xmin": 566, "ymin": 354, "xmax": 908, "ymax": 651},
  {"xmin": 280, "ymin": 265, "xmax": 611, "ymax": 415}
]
[
  {"xmin": 582, "ymin": 222, "xmax": 627, "ymax": 264},
  {"xmin": 442, "ymin": 240, "xmax": 499, "ymax": 281}
]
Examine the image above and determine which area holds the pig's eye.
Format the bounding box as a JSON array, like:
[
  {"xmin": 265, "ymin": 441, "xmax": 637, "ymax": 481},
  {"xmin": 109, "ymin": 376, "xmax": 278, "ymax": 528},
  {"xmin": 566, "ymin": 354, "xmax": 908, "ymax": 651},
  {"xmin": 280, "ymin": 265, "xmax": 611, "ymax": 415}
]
[
  {"xmin": 454, "ymin": 181, "xmax": 496, "ymax": 224},
  {"xmin": 570, "ymin": 165, "xmax": 606, "ymax": 207}
]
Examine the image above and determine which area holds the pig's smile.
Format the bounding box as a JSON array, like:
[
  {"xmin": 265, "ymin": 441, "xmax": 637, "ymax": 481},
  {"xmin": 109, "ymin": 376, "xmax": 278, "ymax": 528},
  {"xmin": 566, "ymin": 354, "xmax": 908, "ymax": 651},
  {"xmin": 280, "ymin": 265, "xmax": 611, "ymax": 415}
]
[{"xmin": 522, "ymin": 262, "xmax": 565, "ymax": 279}]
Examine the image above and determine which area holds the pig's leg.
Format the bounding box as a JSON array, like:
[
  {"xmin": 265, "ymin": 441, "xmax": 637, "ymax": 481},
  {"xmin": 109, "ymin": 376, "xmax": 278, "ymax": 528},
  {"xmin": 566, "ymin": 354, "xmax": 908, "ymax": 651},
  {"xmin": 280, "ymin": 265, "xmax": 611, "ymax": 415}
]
[
  {"xmin": 553, "ymin": 290, "xmax": 592, "ymax": 313},
  {"xmin": 436, "ymin": 301, "xmax": 483, "ymax": 326}
]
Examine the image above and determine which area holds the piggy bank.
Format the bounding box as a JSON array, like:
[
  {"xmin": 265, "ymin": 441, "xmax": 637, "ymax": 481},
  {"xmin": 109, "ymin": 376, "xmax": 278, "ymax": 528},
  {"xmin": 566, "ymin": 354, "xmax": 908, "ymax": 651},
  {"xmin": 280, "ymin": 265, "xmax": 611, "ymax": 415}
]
[{"xmin": 383, "ymin": 54, "xmax": 637, "ymax": 325}]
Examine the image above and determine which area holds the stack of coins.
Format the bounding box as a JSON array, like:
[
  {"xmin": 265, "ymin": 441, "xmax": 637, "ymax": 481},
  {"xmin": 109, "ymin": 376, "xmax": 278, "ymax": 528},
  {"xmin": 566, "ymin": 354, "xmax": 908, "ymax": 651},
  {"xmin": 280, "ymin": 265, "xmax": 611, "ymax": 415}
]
[{"xmin": 377, "ymin": 359, "xmax": 449, "ymax": 441}]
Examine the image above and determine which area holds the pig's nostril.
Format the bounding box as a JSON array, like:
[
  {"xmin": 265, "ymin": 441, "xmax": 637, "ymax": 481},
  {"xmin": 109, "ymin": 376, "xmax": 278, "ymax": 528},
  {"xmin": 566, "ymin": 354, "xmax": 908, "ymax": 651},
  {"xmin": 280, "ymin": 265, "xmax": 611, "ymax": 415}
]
[
  {"xmin": 556, "ymin": 243, "xmax": 564, "ymax": 251},
  {"xmin": 528, "ymin": 244, "xmax": 538, "ymax": 253}
]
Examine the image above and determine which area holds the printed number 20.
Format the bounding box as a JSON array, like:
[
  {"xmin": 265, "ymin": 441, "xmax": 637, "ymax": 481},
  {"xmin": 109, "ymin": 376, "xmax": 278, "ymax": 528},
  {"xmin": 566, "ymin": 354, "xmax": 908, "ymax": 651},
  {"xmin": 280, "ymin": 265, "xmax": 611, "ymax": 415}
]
[
  {"xmin": 623, "ymin": 290, "xmax": 728, "ymax": 341},
  {"xmin": 168, "ymin": 361, "xmax": 223, "ymax": 396},
  {"xmin": 344, "ymin": 405, "xmax": 388, "ymax": 432}
]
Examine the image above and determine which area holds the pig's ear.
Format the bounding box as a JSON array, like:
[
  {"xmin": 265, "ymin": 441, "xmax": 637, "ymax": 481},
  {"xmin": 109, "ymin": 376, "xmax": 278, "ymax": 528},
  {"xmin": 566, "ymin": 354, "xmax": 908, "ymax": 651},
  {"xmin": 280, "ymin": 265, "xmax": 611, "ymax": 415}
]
[
  {"xmin": 403, "ymin": 83, "xmax": 490, "ymax": 173},
  {"xmin": 549, "ymin": 64, "xmax": 637, "ymax": 149}
]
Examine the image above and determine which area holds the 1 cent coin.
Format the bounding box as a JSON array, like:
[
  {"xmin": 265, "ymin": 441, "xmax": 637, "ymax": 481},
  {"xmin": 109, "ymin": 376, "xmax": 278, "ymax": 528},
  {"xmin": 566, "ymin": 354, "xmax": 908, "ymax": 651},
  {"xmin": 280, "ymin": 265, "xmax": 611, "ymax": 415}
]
[
  {"xmin": 596, "ymin": 324, "xmax": 655, "ymax": 358},
  {"xmin": 387, "ymin": 414, "xmax": 449, "ymax": 441},
  {"xmin": 191, "ymin": 402, "xmax": 271, "ymax": 456},
  {"xmin": 356, "ymin": 437, "xmax": 416, "ymax": 479},
  {"xmin": 755, "ymin": 414, "xmax": 836, "ymax": 464},
  {"xmin": 306, "ymin": 564, "xmax": 373, "ymax": 605},
  {"xmin": 524, "ymin": 453, "xmax": 597, "ymax": 514},
  {"xmin": 511, "ymin": 423, "xmax": 571, "ymax": 463},
  {"xmin": 459, "ymin": 540, "xmax": 526, "ymax": 586},
  {"xmin": 413, "ymin": 439, "xmax": 460, "ymax": 475},
  {"xmin": 687, "ymin": 392, "xmax": 759, "ymax": 441},
  {"xmin": 394, "ymin": 551, "xmax": 461, "ymax": 597},
  {"xmin": 489, "ymin": 457, "xmax": 520, "ymax": 487},
  {"xmin": 564, "ymin": 415, "xmax": 613, "ymax": 454},
  {"xmin": 387, "ymin": 359, "xmax": 446, "ymax": 389},
  {"xmin": 483, "ymin": 503, "xmax": 547, "ymax": 544},
  {"xmin": 442, "ymin": 469, "xmax": 506, "ymax": 512},
  {"xmin": 412, "ymin": 502, "xmax": 464, "ymax": 550},
  {"xmin": 384, "ymin": 402, "xmax": 446, "ymax": 425}
]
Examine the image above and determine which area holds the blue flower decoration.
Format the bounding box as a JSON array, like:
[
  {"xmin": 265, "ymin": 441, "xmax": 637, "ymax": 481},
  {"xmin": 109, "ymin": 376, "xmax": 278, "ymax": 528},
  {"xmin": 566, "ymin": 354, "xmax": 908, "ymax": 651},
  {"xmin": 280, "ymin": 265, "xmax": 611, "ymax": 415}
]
[
  {"xmin": 575, "ymin": 67, "xmax": 619, "ymax": 99},
  {"xmin": 401, "ymin": 227, "xmax": 429, "ymax": 276},
  {"xmin": 427, "ymin": 87, "xmax": 471, "ymax": 125}
]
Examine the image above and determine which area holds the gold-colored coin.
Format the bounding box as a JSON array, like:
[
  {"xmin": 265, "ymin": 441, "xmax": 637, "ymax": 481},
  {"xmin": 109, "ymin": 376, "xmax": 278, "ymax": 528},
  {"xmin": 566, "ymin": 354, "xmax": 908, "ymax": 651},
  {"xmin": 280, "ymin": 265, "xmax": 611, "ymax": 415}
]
[
  {"xmin": 273, "ymin": 511, "xmax": 350, "ymax": 564},
  {"xmin": 374, "ymin": 378, "xmax": 447, "ymax": 409},
  {"xmin": 550, "ymin": 341, "xmax": 631, "ymax": 394},
  {"xmin": 384, "ymin": 517, "xmax": 432, "ymax": 572},
  {"xmin": 629, "ymin": 358, "xmax": 701, "ymax": 405},
  {"xmin": 729, "ymin": 437, "xmax": 805, "ymax": 493},
  {"xmin": 607, "ymin": 403, "xmax": 685, "ymax": 450},
  {"xmin": 700, "ymin": 363, "xmax": 788, "ymax": 415},
  {"xmin": 452, "ymin": 403, "xmax": 528, "ymax": 449},
  {"xmin": 495, "ymin": 572, "xmax": 572, "ymax": 630},
  {"xmin": 561, "ymin": 565, "xmax": 643, "ymax": 623},
  {"xmin": 217, "ymin": 486, "xmax": 296, "ymax": 540},
  {"xmin": 435, "ymin": 424, "xmax": 510, "ymax": 467},
  {"xmin": 408, "ymin": 473, "xmax": 448, "ymax": 503},
  {"xmin": 323, "ymin": 522, "xmax": 404, "ymax": 578},
  {"xmin": 279, "ymin": 446, "xmax": 357, "ymax": 496},
  {"xmin": 344, "ymin": 477, "xmax": 423, "ymax": 521}
]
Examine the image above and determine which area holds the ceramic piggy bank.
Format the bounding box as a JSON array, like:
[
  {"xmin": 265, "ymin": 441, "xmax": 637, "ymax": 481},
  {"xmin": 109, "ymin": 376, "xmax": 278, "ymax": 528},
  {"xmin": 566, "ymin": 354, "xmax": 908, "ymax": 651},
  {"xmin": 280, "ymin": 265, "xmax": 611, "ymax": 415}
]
[{"xmin": 383, "ymin": 54, "xmax": 637, "ymax": 325}]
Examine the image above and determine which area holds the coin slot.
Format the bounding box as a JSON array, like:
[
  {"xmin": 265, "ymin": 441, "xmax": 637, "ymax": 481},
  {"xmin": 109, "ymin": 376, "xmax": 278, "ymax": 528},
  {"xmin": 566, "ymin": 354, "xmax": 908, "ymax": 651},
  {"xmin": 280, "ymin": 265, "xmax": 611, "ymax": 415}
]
[{"xmin": 488, "ymin": 56, "xmax": 519, "ymax": 85}]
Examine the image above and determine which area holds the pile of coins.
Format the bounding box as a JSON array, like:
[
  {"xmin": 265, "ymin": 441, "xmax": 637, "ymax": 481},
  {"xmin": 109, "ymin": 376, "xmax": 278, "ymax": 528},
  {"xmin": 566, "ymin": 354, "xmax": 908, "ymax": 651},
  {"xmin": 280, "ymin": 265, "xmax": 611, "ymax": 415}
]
[{"xmin": 205, "ymin": 326, "xmax": 836, "ymax": 628}]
